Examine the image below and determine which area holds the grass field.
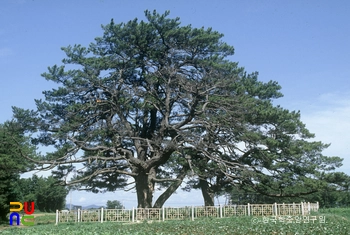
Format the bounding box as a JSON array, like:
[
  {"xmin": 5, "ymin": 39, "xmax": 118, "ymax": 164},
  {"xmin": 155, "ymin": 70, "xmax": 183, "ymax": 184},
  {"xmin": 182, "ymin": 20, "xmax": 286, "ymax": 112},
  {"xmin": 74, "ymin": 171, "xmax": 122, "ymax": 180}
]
[{"xmin": 1, "ymin": 209, "xmax": 349, "ymax": 234}]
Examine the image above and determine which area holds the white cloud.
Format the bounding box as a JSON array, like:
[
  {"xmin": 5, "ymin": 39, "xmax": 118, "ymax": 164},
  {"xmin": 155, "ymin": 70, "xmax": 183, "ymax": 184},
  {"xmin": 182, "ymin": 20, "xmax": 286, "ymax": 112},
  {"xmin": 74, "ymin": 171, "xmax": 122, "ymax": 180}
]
[
  {"xmin": 317, "ymin": 92, "xmax": 350, "ymax": 108},
  {"xmin": 78, "ymin": 197, "xmax": 86, "ymax": 202},
  {"xmin": 300, "ymin": 92, "xmax": 350, "ymax": 174}
]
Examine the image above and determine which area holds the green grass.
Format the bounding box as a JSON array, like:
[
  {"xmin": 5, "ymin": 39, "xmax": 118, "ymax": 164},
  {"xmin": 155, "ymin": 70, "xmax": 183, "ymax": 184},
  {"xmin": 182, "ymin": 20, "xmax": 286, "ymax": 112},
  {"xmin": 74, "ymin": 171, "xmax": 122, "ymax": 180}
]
[
  {"xmin": 35, "ymin": 213, "xmax": 57, "ymax": 225},
  {"xmin": 1, "ymin": 209, "xmax": 349, "ymax": 234},
  {"xmin": 319, "ymin": 208, "xmax": 350, "ymax": 220}
]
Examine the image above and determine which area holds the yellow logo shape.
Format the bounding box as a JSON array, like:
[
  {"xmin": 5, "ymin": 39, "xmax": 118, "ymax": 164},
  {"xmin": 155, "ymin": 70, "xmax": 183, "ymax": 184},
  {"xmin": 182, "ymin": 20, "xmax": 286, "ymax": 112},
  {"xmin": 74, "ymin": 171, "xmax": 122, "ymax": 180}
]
[{"xmin": 10, "ymin": 202, "xmax": 23, "ymax": 212}]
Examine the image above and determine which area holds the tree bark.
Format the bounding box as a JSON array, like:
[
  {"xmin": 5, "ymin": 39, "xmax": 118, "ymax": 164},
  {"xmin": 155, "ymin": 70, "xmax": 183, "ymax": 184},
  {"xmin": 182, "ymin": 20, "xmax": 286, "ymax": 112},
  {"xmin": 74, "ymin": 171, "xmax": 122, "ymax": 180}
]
[
  {"xmin": 199, "ymin": 179, "xmax": 215, "ymax": 206},
  {"xmin": 134, "ymin": 169, "xmax": 155, "ymax": 208},
  {"xmin": 153, "ymin": 165, "xmax": 189, "ymax": 208}
]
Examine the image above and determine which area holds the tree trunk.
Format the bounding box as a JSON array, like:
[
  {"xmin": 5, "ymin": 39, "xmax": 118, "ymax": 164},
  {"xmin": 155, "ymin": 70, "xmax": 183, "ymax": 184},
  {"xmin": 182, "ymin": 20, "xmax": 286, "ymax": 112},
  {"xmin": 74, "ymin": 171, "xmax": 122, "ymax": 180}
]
[
  {"xmin": 199, "ymin": 179, "xmax": 215, "ymax": 206},
  {"xmin": 135, "ymin": 169, "xmax": 155, "ymax": 208},
  {"xmin": 153, "ymin": 165, "xmax": 189, "ymax": 208}
]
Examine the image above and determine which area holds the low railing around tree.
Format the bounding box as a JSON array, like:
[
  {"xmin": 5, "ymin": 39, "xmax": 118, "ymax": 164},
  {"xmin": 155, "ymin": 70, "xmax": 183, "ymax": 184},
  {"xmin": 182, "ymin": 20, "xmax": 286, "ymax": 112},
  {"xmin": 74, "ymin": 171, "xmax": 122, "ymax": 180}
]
[{"xmin": 55, "ymin": 202, "xmax": 319, "ymax": 224}]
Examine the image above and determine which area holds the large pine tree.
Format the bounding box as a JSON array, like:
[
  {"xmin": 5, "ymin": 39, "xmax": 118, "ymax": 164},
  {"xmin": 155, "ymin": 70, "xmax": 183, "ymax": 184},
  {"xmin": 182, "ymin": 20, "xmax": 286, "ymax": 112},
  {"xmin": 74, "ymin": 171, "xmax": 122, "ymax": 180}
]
[{"xmin": 13, "ymin": 10, "xmax": 345, "ymax": 208}]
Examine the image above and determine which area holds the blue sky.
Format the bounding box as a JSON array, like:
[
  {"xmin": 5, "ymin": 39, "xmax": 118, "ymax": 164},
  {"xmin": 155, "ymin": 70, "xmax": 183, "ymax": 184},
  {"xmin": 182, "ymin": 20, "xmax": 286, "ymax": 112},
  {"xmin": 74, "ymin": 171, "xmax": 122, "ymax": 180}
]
[{"xmin": 1, "ymin": 0, "xmax": 349, "ymax": 208}]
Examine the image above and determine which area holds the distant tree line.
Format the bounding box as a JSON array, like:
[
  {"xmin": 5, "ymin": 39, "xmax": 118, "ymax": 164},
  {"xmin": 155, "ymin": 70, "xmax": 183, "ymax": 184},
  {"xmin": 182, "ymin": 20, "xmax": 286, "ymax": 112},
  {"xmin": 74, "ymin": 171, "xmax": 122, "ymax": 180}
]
[
  {"xmin": 15, "ymin": 175, "xmax": 68, "ymax": 212},
  {"xmin": 0, "ymin": 121, "xmax": 68, "ymax": 222},
  {"xmin": 106, "ymin": 200, "xmax": 124, "ymax": 209}
]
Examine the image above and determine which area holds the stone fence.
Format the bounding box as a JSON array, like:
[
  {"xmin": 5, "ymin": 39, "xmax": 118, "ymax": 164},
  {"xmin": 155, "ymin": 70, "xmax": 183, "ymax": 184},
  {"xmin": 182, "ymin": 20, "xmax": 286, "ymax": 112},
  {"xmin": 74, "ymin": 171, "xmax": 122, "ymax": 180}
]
[{"xmin": 55, "ymin": 202, "xmax": 319, "ymax": 224}]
